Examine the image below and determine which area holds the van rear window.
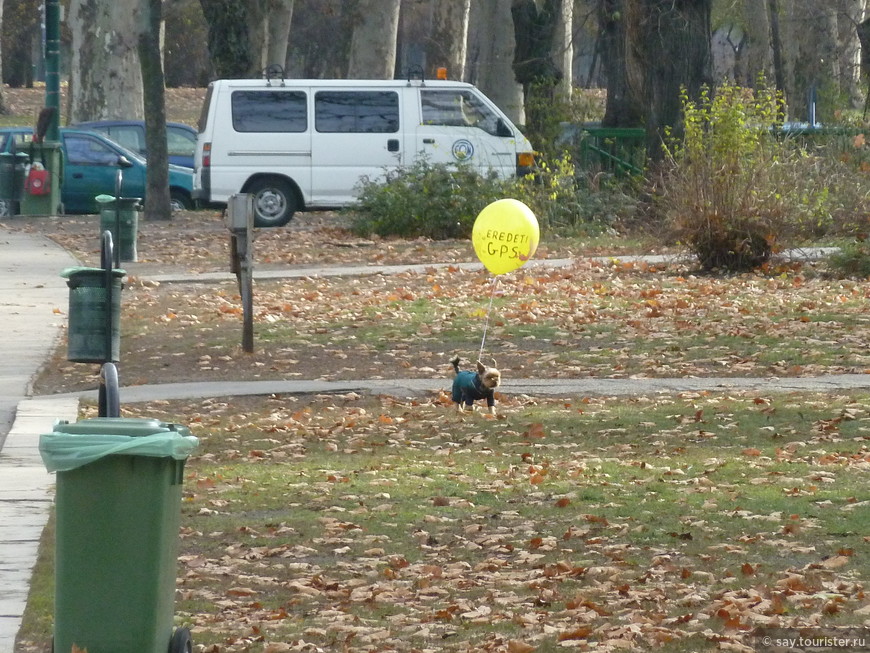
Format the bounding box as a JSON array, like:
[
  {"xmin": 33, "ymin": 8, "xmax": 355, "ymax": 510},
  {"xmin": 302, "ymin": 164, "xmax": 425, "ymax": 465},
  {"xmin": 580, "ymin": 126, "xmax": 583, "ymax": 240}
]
[
  {"xmin": 231, "ymin": 91, "xmax": 307, "ymax": 133},
  {"xmin": 315, "ymin": 91, "xmax": 399, "ymax": 133}
]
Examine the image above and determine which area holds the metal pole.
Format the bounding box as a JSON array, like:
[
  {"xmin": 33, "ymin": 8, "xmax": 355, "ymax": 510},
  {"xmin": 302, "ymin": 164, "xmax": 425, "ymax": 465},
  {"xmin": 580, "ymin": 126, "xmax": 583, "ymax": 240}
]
[
  {"xmin": 44, "ymin": 0, "xmax": 61, "ymax": 142},
  {"xmin": 100, "ymin": 230, "xmax": 114, "ymax": 364},
  {"xmin": 114, "ymin": 168, "xmax": 122, "ymax": 268}
]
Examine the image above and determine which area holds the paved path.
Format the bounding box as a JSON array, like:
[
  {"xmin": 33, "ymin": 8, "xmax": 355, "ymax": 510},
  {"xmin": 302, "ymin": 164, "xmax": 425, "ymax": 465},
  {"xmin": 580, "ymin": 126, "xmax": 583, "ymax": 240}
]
[
  {"xmin": 0, "ymin": 227, "xmax": 851, "ymax": 652},
  {"xmin": 48, "ymin": 372, "xmax": 870, "ymax": 405},
  {"xmin": 0, "ymin": 229, "xmax": 79, "ymax": 653}
]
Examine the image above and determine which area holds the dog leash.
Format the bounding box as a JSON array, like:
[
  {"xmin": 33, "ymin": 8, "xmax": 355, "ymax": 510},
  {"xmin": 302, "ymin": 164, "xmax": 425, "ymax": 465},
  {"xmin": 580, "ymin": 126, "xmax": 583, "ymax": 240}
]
[{"xmin": 478, "ymin": 276, "xmax": 499, "ymax": 363}]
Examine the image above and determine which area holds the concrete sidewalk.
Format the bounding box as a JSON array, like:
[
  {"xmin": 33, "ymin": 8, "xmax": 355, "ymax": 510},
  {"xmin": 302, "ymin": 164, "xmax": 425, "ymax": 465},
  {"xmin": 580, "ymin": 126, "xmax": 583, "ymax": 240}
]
[{"xmin": 0, "ymin": 228, "xmax": 79, "ymax": 653}]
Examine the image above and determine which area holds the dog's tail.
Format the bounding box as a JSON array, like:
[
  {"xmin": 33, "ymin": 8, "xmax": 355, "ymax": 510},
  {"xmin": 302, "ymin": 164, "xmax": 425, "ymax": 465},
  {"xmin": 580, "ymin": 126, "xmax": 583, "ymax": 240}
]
[{"xmin": 450, "ymin": 355, "xmax": 461, "ymax": 375}]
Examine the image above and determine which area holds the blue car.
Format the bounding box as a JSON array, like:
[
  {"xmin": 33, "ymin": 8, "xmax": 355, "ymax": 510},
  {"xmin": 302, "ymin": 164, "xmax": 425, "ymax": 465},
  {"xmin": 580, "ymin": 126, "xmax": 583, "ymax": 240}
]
[
  {"xmin": 0, "ymin": 127, "xmax": 194, "ymax": 214},
  {"xmin": 73, "ymin": 120, "xmax": 197, "ymax": 169}
]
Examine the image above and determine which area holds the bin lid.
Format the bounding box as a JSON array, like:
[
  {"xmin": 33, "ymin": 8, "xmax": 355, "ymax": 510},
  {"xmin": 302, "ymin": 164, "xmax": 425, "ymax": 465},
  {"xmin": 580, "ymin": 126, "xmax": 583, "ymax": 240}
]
[
  {"xmin": 60, "ymin": 266, "xmax": 126, "ymax": 279},
  {"xmin": 95, "ymin": 195, "xmax": 142, "ymax": 207},
  {"xmin": 40, "ymin": 418, "xmax": 198, "ymax": 472},
  {"xmin": 52, "ymin": 417, "xmax": 191, "ymax": 438}
]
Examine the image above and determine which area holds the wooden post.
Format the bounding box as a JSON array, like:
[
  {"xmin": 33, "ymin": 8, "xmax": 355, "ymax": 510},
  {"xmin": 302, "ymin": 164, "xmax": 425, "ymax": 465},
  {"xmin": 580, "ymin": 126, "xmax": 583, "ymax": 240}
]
[{"xmin": 225, "ymin": 194, "xmax": 255, "ymax": 353}]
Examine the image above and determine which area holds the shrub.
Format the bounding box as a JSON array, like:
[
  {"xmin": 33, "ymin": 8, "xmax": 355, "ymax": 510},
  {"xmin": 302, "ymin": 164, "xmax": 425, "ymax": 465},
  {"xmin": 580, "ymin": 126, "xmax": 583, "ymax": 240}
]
[
  {"xmin": 827, "ymin": 240, "xmax": 870, "ymax": 278},
  {"xmin": 657, "ymin": 82, "xmax": 838, "ymax": 271},
  {"xmin": 349, "ymin": 160, "xmax": 505, "ymax": 239},
  {"xmin": 509, "ymin": 156, "xmax": 633, "ymax": 235}
]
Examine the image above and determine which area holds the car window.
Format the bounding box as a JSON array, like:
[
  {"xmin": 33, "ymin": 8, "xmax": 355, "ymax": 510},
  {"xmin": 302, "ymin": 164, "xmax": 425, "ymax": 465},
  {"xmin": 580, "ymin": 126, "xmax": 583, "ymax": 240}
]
[
  {"xmin": 167, "ymin": 126, "xmax": 195, "ymax": 157},
  {"xmin": 5, "ymin": 131, "xmax": 34, "ymax": 151},
  {"xmin": 64, "ymin": 134, "xmax": 121, "ymax": 165},
  {"xmin": 106, "ymin": 126, "xmax": 145, "ymax": 154},
  {"xmin": 420, "ymin": 90, "xmax": 501, "ymax": 135}
]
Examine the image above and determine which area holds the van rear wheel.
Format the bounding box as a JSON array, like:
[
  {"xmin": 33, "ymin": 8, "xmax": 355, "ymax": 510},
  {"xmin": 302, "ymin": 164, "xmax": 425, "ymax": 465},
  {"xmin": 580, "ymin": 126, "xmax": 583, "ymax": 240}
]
[{"xmin": 247, "ymin": 177, "xmax": 296, "ymax": 227}]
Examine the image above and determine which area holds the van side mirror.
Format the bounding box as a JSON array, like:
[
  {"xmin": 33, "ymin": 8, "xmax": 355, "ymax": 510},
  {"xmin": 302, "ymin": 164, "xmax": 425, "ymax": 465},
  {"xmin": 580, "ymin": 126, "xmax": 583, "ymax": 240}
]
[
  {"xmin": 117, "ymin": 155, "xmax": 133, "ymax": 168},
  {"xmin": 496, "ymin": 118, "xmax": 512, "ymax": 138}
]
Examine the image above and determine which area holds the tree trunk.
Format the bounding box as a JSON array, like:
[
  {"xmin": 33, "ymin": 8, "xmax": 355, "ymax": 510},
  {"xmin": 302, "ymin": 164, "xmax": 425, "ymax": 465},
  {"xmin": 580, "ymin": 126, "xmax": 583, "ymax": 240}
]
[
  {"xmin": 200, "ymin": 0, "xmax": 253, "ymax": 78},
  {"xmin": 347, "ymin": 0, "xmax": 401, "ymax": 79},
  {"xmin": 836, "ymin": 0, "xmax": 867, "ymax": 109},
  {"xmin": 554, "ymin": 0, "xmax": 573, "ymax": 97},
  {"xmin": 138, "ymin": 0, "xmax": 170, "ymax": 221},
  {"xmin": 0, "ymin": 0, "xmax": 6, "ymax": 115},
  {"xmin": 625, "ymin": 0, "xmax": 713, "ymax": 158},
  {"xmin": 69, "ymin": 0, "xmax": 144, "ymax": 122},
  {"xmin": 470, "ymin": 0, "xmax": 525, "ymax": 124},
  {"xmin": 425, "ymin": 0, "xmax": 470, "ymax": 80},
  {"xmin": 598, "ymin": 0, "xmax": 643, "ymax": 127},
  {"xmin": 511, "ymin": 0, "xmax": 564, "ymax": 143},
  {"xmin": 265, "ymin": 0, "xmax": 295, "ymax": 72},
  {"xmin": 786, "ymin": 0, "xmax": 838, "ymax": 122},
  {"xmin": 767, "ymin": 0, "xmax": 787, "ymax": 101},
  {"xmin": 740, "ymin": 0, "xmax": 771, "ymax": 86}
]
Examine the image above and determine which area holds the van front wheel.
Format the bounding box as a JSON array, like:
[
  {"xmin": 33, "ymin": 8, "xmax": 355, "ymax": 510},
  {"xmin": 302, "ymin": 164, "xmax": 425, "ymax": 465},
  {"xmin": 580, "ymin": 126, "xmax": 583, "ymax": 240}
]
[{"xmin": 247, "ymin": 178, "xmax": 296, "ymax": 227}]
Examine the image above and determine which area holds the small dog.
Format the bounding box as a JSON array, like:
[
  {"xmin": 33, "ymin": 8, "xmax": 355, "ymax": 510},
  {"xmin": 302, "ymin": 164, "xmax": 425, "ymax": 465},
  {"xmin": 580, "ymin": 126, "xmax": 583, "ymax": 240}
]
[{"xmin": 450, "ymin": 355, "xmax": 501, "ymax": 415}]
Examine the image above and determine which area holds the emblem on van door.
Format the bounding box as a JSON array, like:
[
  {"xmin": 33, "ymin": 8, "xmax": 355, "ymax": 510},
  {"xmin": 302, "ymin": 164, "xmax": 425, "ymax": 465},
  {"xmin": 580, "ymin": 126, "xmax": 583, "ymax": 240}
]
[{"xmin": 452, "ymin": 139, "xmax": 474, "ymax": 161}]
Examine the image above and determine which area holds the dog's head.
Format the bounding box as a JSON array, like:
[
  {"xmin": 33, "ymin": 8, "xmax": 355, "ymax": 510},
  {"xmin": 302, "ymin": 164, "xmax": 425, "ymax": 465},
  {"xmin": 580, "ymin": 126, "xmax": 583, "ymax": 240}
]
[{"xmin": 477, "ymin": 360, "xmax": 501, "ymax": 390}]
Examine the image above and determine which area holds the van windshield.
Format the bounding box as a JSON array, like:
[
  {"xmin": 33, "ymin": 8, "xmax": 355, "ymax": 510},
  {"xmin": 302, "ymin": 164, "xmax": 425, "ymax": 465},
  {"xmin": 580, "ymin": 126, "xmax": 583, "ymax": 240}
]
[{"xmin": 420, "ymin": 90, "xmax": 504, "ymax": 136}]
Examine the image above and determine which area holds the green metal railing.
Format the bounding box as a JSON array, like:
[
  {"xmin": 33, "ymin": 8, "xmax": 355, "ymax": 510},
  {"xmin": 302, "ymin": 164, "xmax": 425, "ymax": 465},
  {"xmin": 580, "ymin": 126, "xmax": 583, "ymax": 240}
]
[
  {"xmin": 559, "ymin": 124, "xmax": 647, "ymax": 176},
  {"xmin": 559, "ymin": 124, "xmax": 870, "ymax": 177}
]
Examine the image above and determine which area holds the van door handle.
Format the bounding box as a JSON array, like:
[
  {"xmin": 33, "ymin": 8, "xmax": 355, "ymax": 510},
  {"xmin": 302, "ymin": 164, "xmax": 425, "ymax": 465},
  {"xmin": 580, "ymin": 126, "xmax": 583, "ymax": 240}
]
[
  {"xmin": 423, "ymin": 138, "xmax": 435, "ymax": 144},
  {"xmin": 387, "ymin": 139, "xmax": 400, "ymax": 152}
]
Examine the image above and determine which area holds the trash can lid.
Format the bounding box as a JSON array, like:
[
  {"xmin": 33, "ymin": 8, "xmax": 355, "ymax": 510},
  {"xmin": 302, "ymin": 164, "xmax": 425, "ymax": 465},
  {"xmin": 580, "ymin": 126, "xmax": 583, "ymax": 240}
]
[
  {"xmin": 40, "ymin": 418, "xmax": 198, "ymax": 472},
  {"xmin": 95, "ymin": 195, "xmax": 142, "ymax": 207},
  {"xmin": 60, "ymin": 266, "xmax": 126, "ymax": 279},
  {"xmin": 52, "ymin": 417, "xmax": 191, "ymax": 438}
]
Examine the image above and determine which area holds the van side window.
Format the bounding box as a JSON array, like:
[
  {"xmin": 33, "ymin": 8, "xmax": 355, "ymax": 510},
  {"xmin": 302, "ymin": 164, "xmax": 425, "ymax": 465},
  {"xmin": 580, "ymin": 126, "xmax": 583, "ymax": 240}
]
[
  {"xmin": 232, "ymin": 91, "xmax": 307, "ymax": 133},
  {"xmin": 315, "ymin": 91, "xmax": 399, "ymax": 133},
  {"xmin": 421, "ymin": 90, "xmax": 501, "ymax": 136}
]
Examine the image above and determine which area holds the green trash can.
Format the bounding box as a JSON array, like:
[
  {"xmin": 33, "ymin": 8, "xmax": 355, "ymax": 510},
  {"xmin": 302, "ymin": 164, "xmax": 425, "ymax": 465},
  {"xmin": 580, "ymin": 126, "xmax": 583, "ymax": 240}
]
[
  {"xmin": 61, "ymin": 266, "xmax": 126, "ymax": 363},
  {"xmin": 0, "ymin": 151, "xmax": 27, "ymax": 216},
  {"xmin": 39, "ymin": 417, "xmax": 199, "ymax": 653},
  {"xmin": 98, "ymin": 196, "xmax": 141, "ymax": 262}
]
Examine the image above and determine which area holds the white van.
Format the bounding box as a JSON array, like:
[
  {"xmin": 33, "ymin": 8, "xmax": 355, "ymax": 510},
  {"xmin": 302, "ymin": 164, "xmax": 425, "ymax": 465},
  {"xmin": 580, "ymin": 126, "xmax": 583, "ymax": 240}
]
[{"xmin": 193, "ymin": 76, "xmax": 535, "ymax": 227}]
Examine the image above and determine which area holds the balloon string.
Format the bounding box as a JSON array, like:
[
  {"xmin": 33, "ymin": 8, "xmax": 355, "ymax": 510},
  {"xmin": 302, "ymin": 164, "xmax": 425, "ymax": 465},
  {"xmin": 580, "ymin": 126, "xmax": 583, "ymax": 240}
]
[{"xmin": 478, "ymin": 276, "xmax": 499, "ymax": 363}]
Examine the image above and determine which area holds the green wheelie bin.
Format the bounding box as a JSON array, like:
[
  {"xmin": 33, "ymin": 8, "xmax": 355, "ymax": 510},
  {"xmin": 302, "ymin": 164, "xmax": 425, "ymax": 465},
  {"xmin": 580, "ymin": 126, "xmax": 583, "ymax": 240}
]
[
  {"xmin": 39, "ymin": 417, "xmax": 199, "ymax": 653},
  {"xmin": 98, "ymin": 196, "xmax": 142, "ymax": 263}
]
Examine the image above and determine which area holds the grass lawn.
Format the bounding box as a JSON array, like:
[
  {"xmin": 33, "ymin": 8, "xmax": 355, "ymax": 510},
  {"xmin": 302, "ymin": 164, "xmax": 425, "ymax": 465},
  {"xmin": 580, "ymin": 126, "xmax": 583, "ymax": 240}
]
[{"xmin": 16, "ymin": 390, "xmax": 870, "ymax": 652}]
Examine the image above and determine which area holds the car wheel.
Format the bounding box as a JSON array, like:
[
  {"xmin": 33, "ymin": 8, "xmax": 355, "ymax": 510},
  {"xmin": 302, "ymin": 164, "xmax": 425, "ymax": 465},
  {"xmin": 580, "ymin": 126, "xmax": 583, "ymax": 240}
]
[
  {"xmin": 246, "ymin": 177, "xmax": 296, "ymax": 227},
  {"xmin": 170, "ymin": 190, "xmax": 192, "ymax": 211}
]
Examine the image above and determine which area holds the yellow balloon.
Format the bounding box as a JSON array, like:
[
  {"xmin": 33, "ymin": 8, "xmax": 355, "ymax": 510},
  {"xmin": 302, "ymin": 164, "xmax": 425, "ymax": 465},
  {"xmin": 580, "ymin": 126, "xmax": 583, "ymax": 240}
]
[{"xmin": 472, "ymin": 199, "xmax": 540, "ymax": 275}]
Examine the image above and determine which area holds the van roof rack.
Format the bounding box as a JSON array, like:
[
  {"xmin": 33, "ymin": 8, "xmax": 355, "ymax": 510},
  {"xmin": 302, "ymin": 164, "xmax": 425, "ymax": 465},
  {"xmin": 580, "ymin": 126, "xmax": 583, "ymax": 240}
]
[
  {"xmin": 263, "ymin": 64, "xmax": 286, "ymax": 87},
  {"xmin": 405, "ymin": 65, "xmax": 425, "ymax": 86}
]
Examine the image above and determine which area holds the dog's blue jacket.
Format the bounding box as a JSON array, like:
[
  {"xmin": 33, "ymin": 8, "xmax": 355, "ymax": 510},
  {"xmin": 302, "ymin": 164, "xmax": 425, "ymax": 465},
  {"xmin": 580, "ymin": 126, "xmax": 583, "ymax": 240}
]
[{"xmin": 452, "ymin": 371, "xmax": 495, "ymax": 408}]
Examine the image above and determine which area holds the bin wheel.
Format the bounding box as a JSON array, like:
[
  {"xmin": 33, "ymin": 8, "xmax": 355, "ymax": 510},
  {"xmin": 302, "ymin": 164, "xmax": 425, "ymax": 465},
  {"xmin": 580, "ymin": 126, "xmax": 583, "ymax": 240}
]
[{"xmin": 169, "ymin": 626, "xmax": 192, "ymax": 653}]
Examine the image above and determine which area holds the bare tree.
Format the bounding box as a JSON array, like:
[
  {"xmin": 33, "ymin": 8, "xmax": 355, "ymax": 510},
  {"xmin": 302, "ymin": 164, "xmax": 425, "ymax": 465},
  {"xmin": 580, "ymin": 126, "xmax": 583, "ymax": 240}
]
[
  {"xmin": 247, "ymin": 0, "xmax": 295, "ymax": 73},
  {"xmin": 835, "ymin": 0, "xmax": 867, "ymax": 109},
  {"xmin": 0, "ymin": 0, "xmax": 6, "ymax": 114},
  {"xmin": 347, "ymin": 0, "xmax": 401, "ymax": 79},
  {"xmin": 69, "ymin": 0, "xmax": 144, "ymax": 122},
  {"xmin": 138, "ymin": 0, "xmax": 171, "ymax": 221},
  {"xmin": 199, "ymin": 0, "xmax": 253, "ymax": 78},
  {"xmin": 511, "ymin": 0, "xmax": 564, "ymax": 141},
  {"xmin": 741, "ymin": 0, "xmax": 772, "ymax": 86},
  {"xmin": 425, "ymin": 0, "xmax": 471, "ymax": 79},
  {"xmin": 470, "ymin": 0, "xmax": 525, "ymax": 123},
  {"xmin": 598, "ymin": 0, "xmax": 643, "ymax": 127},
  {"xmin": 554, "ymin": 0, "xmax": 573, "ymax": 97},
  {"xmin": 265, "ymin": 0, "xmax": 295, "ymax": 71},
  {"xmin": 624, "ymin": 0, "xmax": 713, "ymax": 157}
]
